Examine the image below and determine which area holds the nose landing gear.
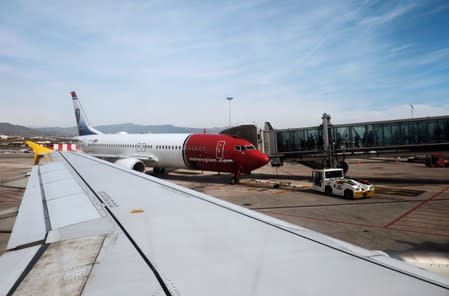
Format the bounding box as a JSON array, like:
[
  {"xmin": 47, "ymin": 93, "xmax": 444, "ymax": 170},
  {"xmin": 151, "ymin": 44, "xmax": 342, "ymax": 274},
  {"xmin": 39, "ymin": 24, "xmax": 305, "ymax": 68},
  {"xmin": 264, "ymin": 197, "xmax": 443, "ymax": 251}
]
[{"xmin": 230, "ymin": 168, "xmax": 241, "ymax": 184}]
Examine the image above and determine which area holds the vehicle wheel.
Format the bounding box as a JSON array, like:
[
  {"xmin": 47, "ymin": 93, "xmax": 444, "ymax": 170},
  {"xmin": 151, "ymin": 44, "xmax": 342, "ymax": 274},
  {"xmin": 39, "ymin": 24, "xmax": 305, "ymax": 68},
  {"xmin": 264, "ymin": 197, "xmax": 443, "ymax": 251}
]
[
  {"xmin": 325, "ymin": 186, "xmax": 332, "ymax": 196},
  {"xmin": 344, "ymin": 189, "xmax": 354, "ymax": 200}
]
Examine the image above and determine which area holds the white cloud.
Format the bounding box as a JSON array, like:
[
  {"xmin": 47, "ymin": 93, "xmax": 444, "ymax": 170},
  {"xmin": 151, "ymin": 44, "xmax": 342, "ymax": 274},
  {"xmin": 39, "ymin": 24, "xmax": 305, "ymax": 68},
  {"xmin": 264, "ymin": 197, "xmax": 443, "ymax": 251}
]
[
  {"xmin": 360, "ymin": 2, "xmax": 416, "ymax": 26},
  {"xmin": 0, "ymin": 1, "xmax": 448, "ymax": 130}
]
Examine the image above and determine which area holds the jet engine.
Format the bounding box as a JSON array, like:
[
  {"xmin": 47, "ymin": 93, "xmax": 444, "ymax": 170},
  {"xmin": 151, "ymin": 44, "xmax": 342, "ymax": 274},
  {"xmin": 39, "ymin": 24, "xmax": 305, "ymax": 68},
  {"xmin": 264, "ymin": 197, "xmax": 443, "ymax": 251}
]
[{"xmin": 114, "ymin": 158, "xmax": 146, "ymax": 173}]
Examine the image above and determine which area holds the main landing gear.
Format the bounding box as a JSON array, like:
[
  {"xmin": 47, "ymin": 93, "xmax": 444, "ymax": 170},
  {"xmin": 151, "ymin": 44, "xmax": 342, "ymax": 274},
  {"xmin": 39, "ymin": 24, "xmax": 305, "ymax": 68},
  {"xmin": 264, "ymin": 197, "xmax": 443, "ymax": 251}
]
[
  {"xmin": 230, "ymin": 169, "xmax": 241, "ymax": 185},
  {"xmin": 153, "ymin": 167, "xmax": 166, "ymax": 175}
]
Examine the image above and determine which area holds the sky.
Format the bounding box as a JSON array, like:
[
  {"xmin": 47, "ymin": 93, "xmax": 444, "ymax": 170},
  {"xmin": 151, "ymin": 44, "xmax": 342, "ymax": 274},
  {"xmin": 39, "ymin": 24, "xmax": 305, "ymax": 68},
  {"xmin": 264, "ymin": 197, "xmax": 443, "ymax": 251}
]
[{"xmin": 1, "ymin": 0, "xmax": 449, "ymax": 129}]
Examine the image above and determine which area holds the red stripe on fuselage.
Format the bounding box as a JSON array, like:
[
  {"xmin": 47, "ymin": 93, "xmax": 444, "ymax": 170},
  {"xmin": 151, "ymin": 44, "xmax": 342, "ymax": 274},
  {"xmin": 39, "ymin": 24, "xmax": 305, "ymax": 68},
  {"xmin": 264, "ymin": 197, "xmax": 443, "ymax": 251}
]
[
  {"xmin": 183, "ymin": 134, "xmax": 269, "ymax": 174},
  {"xmin": 184, "ymin": 134, "xmax": 235, "ymax": 172}
]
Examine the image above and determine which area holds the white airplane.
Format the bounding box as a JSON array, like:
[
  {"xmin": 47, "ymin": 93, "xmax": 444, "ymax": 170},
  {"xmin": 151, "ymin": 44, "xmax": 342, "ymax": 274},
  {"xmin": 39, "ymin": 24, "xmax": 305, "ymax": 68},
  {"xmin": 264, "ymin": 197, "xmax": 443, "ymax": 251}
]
[
  {"xmin": 71, "ymin": 91, "xmax": 270, "ymax": 183},
  {"xmin": 1, "ymin": 150, "xmax": 448, "ymax": 295}
]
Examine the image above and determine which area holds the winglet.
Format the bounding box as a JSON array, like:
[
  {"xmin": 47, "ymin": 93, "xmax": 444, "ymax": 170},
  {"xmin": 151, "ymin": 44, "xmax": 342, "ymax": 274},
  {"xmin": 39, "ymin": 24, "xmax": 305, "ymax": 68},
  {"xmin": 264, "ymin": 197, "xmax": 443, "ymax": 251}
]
[{"xmin": 25, "ymin": 141, "xmax": 53, "ymax": 164}]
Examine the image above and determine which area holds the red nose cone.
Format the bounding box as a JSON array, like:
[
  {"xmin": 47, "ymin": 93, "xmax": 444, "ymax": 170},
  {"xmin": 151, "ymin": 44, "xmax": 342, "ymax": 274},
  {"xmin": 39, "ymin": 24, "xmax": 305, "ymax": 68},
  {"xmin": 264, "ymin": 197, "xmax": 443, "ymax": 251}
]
[{"xmin": 256, "ymin": 153, "xmax": 270, "ymax": 168}]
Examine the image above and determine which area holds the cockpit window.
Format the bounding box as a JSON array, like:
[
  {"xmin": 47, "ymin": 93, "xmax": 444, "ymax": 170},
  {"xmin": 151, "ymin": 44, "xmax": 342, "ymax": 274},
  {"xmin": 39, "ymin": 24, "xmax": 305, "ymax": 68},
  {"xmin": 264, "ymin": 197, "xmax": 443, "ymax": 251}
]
[{"xmin": 235, "ymin": 145, "xmax": 251, "ymax": 151}]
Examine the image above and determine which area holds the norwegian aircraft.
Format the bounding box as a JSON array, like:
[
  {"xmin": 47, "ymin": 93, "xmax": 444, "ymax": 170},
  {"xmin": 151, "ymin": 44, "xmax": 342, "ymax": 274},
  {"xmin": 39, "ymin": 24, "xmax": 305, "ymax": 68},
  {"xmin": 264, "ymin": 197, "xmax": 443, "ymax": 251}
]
[{"xmin": 71, "ymin": 91, "xmax": 270, "ymax": 183}]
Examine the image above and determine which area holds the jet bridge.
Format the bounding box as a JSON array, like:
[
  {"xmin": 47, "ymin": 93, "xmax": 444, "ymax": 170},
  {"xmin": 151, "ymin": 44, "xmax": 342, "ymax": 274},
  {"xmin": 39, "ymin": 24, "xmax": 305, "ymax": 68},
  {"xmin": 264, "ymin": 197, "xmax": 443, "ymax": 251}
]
[{"xmin": 262, "ymin": 115, "xmax": 449, "ymax": 168}]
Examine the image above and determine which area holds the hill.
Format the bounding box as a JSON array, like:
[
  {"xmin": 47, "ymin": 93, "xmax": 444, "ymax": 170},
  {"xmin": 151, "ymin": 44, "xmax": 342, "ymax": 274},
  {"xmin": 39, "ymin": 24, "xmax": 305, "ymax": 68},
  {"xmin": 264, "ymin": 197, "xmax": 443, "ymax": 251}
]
[{"xmin": 0, "ymin": 123, "xmax": 44, "ymax": 137}]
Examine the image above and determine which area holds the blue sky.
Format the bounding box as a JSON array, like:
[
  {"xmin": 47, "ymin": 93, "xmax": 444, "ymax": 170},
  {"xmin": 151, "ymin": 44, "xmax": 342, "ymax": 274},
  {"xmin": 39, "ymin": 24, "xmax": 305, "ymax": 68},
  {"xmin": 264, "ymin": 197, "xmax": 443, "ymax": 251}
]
[{"xmin": 1, "ymin": 0, "xmax": 449, "ymax": 129}]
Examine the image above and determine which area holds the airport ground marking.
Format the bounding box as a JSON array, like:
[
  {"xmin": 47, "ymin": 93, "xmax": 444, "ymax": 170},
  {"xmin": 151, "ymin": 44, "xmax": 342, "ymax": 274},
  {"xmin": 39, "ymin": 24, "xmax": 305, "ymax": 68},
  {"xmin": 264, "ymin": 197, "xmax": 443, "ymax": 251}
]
[
  {"xmin": 259, "ymin": 210, "xmax": 449, "ymax": 238},
  {"xmin": 384, "ymin": 185, "xmax": 449, "ymax": 229},
  {"xmin": 250, "ymin": 198, "xmax": 449, "ymax": 210}
]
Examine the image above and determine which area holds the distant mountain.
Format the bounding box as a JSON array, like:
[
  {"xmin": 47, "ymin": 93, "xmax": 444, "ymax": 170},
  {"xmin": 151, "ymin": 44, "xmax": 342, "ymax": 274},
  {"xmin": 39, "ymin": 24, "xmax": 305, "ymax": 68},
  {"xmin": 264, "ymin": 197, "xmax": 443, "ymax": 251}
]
[
  {"xmin": 35, "ymin": 126, "xmax": 78, "ymax": 137},
  {"xmin": 0, "ymin": 122, "xmax": 44, "ymax": 137},
  {"xmin": 1, "ymin": 122, "xmax": 225, "ymax": 137}
]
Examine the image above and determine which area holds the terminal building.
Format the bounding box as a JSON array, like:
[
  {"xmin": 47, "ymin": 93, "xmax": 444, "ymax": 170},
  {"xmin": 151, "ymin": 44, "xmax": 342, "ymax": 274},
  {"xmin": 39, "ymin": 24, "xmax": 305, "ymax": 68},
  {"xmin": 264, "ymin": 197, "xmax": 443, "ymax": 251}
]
[{"xmin": 261, "ymin": 115, "xmax": 449, "ymax": 166}]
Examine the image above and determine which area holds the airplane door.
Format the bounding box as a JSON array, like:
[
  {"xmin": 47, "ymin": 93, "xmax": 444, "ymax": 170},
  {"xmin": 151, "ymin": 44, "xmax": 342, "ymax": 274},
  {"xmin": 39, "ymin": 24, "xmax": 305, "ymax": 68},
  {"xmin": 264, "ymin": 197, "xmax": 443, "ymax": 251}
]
[{"xmin": 216, "ymin": 141, "xmax": 225, "ymax": 159}]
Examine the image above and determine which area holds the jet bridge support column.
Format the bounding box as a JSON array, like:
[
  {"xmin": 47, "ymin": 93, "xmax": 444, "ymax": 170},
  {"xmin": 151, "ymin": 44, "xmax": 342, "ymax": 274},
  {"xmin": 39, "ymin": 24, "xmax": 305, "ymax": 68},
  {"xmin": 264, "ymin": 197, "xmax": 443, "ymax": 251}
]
[{"xmin": 322, "ymin": 113, "xmax": 335, "ymax": 168}]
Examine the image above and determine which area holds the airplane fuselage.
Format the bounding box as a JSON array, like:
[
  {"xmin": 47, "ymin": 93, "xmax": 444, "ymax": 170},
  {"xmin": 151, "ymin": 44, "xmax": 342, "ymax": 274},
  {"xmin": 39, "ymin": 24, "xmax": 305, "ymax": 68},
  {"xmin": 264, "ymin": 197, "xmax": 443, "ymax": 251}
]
[{"xmin": 77, "ymin": 133, "xmax": 270, "ymax": 175}]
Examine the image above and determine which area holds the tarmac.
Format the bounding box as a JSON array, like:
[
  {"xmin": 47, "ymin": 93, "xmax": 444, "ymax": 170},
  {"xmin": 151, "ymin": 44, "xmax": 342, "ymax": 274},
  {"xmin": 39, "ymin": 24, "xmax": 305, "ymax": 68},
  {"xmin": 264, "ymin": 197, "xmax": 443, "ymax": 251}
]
[{"xmin": 1, "ymin": 153, "xmax": 448, "ymax": 277}]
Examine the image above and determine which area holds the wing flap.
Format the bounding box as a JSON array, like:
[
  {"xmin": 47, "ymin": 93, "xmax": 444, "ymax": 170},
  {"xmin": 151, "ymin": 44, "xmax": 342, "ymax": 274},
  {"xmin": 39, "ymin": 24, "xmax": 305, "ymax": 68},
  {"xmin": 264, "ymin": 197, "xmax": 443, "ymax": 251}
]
[
  {"xmin": 13, "ymin": 236, "xmax": 104, "ymax": 295},
  {"xmin": 41, "ymin": 161, "xmax": 103, "ymax": 230},
  {"xmin": 0, "ymin": 245, "xmax": 41, "ymax": 295},
  {"xmin": 7, "ymin": 166, "xmax": 46, "ymax": 250},
  {"xmin": 82, "ymin": 232, "xmax": 166, "ymax": 295}
]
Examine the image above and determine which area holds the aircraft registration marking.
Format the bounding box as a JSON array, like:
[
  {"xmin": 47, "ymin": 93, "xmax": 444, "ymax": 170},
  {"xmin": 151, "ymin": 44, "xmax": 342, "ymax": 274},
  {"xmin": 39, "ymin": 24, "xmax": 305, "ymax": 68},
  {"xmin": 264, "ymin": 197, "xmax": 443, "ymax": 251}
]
[{"xmin": 97, "ymin": 191, "xmax": 118, "ymax": 208}]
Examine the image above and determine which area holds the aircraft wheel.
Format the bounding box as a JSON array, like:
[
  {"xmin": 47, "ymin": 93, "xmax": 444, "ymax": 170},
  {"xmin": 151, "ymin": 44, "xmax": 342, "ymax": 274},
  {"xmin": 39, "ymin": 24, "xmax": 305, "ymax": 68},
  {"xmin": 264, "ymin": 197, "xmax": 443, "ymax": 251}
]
[
  {"xmin": 344, "ymin": 189, "xmax": 354, "ymax": 200},
  {"xmin": 153, "ymin": 167, "xmax": 166, "ymax": 175}
]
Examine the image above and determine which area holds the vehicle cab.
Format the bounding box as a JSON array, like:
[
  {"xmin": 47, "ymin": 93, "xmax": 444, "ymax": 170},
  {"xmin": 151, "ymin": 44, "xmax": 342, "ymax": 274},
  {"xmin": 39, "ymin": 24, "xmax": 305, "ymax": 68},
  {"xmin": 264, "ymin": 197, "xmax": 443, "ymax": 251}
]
[{"xmin": 312, "ymin": 168, "xmax": 374, "ymax": 199}]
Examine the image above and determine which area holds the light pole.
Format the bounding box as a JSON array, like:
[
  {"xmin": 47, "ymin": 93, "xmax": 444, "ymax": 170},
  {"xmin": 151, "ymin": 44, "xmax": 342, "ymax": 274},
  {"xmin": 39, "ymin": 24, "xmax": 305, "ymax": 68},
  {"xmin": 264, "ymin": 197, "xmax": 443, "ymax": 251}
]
[
  {"xmin": 226, "ymin": 97, "xmax": 233, "ymax": 127},
  {"xmin": 410, "ymin": 104, "xmax": 414, "ymax": 119}
]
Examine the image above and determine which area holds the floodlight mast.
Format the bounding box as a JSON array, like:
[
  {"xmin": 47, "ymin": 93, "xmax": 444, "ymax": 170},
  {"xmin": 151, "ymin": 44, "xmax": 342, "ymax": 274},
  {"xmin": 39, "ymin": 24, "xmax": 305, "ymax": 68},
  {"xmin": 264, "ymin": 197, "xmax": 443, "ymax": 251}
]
[{"xmin": 226, "ymin": 97, "xmax": 233, "ymax": 127}]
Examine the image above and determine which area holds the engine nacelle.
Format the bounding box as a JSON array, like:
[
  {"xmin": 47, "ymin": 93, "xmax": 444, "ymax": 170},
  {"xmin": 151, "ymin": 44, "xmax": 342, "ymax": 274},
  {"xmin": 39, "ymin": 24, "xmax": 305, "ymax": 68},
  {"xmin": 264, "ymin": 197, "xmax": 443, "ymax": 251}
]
[{"xmin": 114, "ymin": 158, "xmax": 145, "ymax": 173}]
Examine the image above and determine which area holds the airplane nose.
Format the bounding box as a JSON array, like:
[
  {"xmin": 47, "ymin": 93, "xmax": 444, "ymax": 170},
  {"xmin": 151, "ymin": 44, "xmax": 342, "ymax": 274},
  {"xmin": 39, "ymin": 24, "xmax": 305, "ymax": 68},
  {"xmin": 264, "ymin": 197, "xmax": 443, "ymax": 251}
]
[{"xmin": 255, "ymin": 152, "xmax": 270, "ymax": 168}]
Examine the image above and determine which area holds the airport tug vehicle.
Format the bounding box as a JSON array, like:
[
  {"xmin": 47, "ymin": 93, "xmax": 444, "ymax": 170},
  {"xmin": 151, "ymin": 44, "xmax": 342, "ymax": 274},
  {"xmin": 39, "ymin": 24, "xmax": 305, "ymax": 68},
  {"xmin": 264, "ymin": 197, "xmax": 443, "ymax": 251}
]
[{"xmin": 312, "ymin": 168, "xmax": 374, "ymax": 199}]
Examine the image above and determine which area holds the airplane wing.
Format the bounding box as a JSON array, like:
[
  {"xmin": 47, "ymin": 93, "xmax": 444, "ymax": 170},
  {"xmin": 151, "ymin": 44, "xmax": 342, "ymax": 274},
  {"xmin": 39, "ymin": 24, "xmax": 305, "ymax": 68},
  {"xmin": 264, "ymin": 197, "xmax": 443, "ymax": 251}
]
[
  {"xmin": 1, "ymin": 151, "xmax": 449, "ymax": 295},
  {"xmin": 86, "ymin": 152, "xmax": 158, "ymax": 164}
]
